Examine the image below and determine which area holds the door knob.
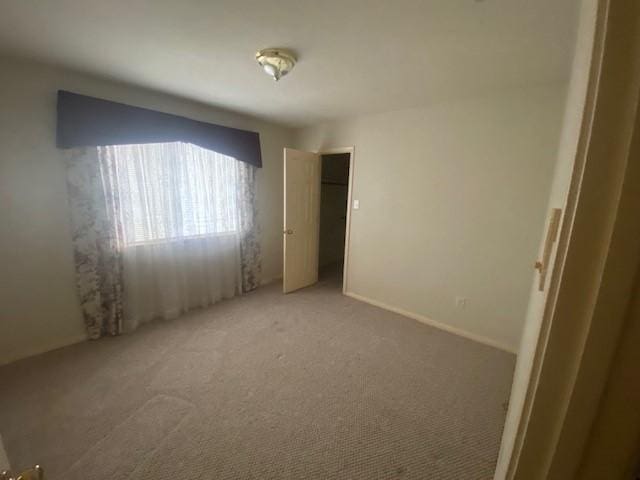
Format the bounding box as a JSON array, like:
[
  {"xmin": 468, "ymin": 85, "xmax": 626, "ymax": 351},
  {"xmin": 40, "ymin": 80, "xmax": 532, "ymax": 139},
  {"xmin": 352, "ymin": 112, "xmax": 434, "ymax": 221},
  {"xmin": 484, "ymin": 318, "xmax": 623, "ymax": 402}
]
[
  {"xmin": 1, "ymin": 465, "xmax": 44, "ymax": 480},
  {"xmin": 283, "ymin": 229, "xmax": 293, "ymax": 235}
]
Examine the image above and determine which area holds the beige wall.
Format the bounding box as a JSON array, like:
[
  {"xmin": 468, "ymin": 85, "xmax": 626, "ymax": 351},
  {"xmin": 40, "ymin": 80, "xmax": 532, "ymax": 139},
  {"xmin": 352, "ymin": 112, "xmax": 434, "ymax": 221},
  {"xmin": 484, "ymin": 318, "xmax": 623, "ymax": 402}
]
[
  {"xmin": 0, "ymin": 56, "xmax": 293, "ymax": 365},
  {"xmin": 295, "ymin": 85, "xmax": 567, "ymax": 352}
]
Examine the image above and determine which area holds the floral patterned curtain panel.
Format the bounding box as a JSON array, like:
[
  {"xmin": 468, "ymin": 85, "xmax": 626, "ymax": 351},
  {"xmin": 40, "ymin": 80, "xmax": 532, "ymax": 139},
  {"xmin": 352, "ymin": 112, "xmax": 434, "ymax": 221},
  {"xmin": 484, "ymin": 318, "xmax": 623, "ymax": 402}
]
[
  {"xmin": 236, "ymin": 163, "xmax": 262, "ymax": 292},
  {"xmin": 65, "ymin": 147, "xmax": 125, "ymax": 339},
  {"xmin": 65, "ymin": 143, "xmax": 261, "ymax": 339}
]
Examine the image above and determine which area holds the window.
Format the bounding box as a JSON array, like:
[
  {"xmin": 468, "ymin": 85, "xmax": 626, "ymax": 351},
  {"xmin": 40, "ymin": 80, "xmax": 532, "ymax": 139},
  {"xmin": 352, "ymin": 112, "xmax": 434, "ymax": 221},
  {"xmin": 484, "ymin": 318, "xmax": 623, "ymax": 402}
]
[{"xmin": 100, "ymin": 142, "xmax": 241, "ymax": 245}]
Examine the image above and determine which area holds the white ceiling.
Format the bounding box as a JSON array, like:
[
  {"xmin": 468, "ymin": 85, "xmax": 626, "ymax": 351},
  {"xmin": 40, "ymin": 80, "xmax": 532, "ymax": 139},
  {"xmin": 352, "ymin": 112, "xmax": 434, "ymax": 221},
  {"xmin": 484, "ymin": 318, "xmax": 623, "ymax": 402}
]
[{"xmin": 0, "ymin": 0, "xmax": 580, "ymax": 127}]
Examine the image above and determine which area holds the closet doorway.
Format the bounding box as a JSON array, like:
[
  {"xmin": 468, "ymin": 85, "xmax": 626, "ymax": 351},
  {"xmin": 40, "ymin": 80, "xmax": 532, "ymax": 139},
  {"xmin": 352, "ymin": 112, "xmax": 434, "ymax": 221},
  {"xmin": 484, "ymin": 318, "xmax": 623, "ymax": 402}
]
[
  {"xmin": 282, "ymin": 147, "xmax": 354, "ymax": 294},
  {"xmin": 318, "ymin": 150, "xmax": 353, "ymax": 292}
]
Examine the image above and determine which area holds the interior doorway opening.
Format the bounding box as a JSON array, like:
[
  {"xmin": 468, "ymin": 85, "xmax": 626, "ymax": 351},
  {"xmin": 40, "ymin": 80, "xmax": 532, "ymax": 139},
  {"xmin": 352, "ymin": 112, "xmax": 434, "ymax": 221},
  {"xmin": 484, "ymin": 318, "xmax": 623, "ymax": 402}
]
[
  {"xmin": 318, "ymin": 153, "xmax": 351, "ymax": 290},
  {"xmin": 282, "ymin": 147, "xmax": 354, "ymax": 294}
]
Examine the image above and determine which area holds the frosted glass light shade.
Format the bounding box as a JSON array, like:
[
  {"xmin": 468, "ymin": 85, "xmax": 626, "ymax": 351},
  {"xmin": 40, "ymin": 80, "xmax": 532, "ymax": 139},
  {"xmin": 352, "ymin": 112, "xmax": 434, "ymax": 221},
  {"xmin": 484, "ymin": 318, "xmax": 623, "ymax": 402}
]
[{"xmin": 255, "ymin": 49, "xmax": 296, "ymax": 81}]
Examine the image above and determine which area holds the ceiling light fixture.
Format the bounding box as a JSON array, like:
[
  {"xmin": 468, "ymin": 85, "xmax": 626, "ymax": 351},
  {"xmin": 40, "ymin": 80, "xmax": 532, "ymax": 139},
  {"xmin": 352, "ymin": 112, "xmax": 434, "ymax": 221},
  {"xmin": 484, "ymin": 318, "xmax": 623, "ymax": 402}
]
[{"xmin": 255, "ymin": 48, "xmax": 296, "ymax": 81}]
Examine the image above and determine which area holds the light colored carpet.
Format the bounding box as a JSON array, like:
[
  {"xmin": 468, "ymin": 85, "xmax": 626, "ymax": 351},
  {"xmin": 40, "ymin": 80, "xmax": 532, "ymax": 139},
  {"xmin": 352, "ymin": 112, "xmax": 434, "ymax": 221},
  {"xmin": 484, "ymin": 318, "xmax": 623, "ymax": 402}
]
[{"xmin": 0, "ymin": 272, "xmax": 515, "ymax": 480}]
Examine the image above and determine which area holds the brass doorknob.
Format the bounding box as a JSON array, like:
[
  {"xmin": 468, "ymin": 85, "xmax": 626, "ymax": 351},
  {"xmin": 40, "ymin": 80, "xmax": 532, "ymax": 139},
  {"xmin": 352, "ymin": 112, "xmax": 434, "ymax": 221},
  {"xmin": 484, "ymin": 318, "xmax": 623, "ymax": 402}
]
[
  {"xmin": 283, "ymin": 229, "xmax": 293, "ymax": 235},
  {"xmin": 1, "ymin": 465, "xmax": 44, "ymax": 480}
]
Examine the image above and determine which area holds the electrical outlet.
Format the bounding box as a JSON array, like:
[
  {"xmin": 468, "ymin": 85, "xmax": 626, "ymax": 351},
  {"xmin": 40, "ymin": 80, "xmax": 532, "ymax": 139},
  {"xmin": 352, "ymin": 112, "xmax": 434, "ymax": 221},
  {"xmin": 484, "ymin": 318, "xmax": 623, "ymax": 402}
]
[{"xmin": 455, "ymin": 297, "xmax": 467, "ymax": 309}]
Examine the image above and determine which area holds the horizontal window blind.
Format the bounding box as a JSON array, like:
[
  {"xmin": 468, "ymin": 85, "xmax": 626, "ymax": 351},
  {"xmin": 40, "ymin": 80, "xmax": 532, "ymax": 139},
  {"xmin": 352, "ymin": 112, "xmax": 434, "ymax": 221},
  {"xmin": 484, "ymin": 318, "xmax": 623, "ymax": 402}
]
[{"xmin": 100, "ymin": 142, "xmax": 240, "ymax": 245}]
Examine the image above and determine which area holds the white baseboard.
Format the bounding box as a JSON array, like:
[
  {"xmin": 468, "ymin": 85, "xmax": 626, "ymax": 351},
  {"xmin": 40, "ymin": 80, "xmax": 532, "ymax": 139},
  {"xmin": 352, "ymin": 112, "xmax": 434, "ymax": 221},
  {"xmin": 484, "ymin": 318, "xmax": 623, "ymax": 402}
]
[
  {"xmin": 0, "ymin": 332, "xmax": 88, "ymax": 367},
  {"xmin": 344, "ymin": 291, "xmax": 517, "ymax": 354}
]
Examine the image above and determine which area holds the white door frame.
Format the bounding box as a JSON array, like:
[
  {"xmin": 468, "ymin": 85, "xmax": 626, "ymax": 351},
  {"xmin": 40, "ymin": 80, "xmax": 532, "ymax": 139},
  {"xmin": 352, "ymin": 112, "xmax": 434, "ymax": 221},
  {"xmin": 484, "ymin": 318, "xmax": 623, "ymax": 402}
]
[{"xmin": 317, "ymin": 147, "xmax": 355, "ymax": 294}]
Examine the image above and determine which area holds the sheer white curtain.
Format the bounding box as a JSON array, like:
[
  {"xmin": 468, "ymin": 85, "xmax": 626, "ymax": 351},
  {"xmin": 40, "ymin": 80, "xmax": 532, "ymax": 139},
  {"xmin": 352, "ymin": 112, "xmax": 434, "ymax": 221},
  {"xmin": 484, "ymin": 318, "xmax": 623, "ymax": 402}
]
[{"xmin": 99, "ymin": 142, "xmax": 249, "ymax": 331}]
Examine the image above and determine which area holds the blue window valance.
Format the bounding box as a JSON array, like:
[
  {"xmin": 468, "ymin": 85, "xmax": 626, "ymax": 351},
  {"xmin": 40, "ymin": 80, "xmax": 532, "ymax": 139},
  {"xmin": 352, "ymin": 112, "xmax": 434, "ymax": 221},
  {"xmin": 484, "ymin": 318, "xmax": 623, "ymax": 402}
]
[{"xmin": 56, "ymin": 90, "xmax": 262, "ymax": 168}]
